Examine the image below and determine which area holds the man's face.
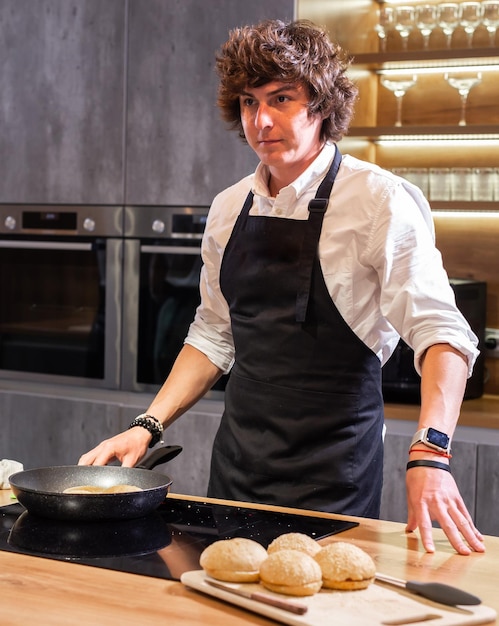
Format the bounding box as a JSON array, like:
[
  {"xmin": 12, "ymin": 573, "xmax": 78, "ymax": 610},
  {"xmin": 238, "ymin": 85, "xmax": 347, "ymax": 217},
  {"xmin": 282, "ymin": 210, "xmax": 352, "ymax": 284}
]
[{"xmin": 239, "ymin": 81, "xmax": 324, "ymax": 181}]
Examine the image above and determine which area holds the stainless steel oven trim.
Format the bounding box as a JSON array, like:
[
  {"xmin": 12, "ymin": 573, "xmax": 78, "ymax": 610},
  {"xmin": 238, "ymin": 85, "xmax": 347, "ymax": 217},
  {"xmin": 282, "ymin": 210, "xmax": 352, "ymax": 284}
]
[
  {"xmin": 140, "ymin": 244, "xmax": 201, "ymax": 255},
  {"xmin": 0, "ymin": 204, "xmax": 124, "ymax": 237},
  {"xmin": 121, "ymin": 238, "xmax": 141, "ymax": 392},
  {"xmin": 0, "ymin": 241, "xmax": 93, "ymax": 251},
  {"xmin": 124, "ymin": 205, "xmax": 208, "ymax": 239},
  {"xmin": 103, "ymin": 237, "xmax": 123, "ymax": 389}
]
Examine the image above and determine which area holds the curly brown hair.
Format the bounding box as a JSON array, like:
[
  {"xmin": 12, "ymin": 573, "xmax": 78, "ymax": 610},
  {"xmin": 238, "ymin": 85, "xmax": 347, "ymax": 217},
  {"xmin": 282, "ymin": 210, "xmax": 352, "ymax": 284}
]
[{"xmin": 215, "ymin": 19, "xmax": 358, "ymax": 143}]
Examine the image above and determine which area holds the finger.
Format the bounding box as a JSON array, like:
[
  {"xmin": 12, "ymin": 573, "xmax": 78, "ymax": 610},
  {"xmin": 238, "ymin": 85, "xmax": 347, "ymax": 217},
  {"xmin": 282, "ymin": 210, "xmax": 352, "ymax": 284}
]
[
  {"xmin": 436, "ymin": 511, "xmax": 475, "ymax": 555},
  {"xmin": 405, "ymin": 509, "xmax": 418, "ymax": 534},
  {"xmin": 119, "ymin": 452, "xmax": 142, "ymax": 468},
  {"xmin": 453, "ymin": 516, "xmax": 486, "ymax": 553},
  {"xmin": 454, "ymin": 502, "xmax": 485, "ymax": 543},
  {"xmin": 78, "ymin": 442, "xmax": 117, "ymax": 466},
  {"xmin": 406, "ymin": 506, "xmax": 435, "ymax": 553},
  {"xmin": 444, "ymin": 497, "xmax": 486, "ymax": 552},
  {"xmin": 78, "ymin": 451, "xmax": 97, "ymax": 466},
  {"xmin": 416, "ymin": 521, "xmax": 436, "ymax": 554}
]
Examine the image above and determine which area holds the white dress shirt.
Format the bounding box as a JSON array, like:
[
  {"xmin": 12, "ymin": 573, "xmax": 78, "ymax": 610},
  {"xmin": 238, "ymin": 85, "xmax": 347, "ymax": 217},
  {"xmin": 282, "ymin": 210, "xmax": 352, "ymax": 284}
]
[{"xmin": 185, "ymin": 143, "xmax": 479, "ymax": 376}]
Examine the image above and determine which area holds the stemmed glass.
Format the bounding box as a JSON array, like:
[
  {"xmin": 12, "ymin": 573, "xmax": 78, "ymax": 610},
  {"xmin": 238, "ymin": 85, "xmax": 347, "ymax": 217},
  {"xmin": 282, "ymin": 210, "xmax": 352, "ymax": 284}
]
[
  {"xmin": 482, "ymin": 0, "xmax": 499, "ymax": 46},
  {"xmin": 444, "ymin": 71, "xmax": 482, "ymax": 126},
  {"xmin": 394, "ymin": 6, "xmax": 415, "ymax": 51},
  {"xmin": 438, "ymin": 2, "xmax": 460, "ymax": 48},
  {"xmin": 375, "ymin": 6, "xmax": 395, "ymax": 52},
  {"xmin": 380, "ymin": 74, "xmax": 418, "ymax": 127},
  {"xmin": 459, "ymin": 2, "xmax": 483, "ymax": 47},
  {"xmin": 416, "ymin": 4, "xmax": 438, "ymax": 49}
]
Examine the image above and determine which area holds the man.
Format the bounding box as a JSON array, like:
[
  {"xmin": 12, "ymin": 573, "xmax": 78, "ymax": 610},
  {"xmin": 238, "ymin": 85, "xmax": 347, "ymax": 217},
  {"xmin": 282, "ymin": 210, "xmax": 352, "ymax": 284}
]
[{"xmin": 80, "ymin": 19, "xmax": 485, "ymax": 555}]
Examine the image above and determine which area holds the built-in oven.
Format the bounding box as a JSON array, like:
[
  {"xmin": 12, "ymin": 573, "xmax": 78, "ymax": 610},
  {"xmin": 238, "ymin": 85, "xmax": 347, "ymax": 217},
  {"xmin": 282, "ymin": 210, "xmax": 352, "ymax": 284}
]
[
  {"xmin": 0, "ymin": 205, "xmax": 123, "ymax": 389},
  {"xmin": 121, "ymin": 205, "xmax": 227, "ymax": 396}
]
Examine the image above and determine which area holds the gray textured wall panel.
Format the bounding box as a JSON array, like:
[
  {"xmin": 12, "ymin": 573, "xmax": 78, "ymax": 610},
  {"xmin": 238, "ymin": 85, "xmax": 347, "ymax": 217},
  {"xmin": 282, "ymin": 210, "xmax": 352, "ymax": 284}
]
[
  {"xmin": 125, "ymin": 0, "xmax": 294, "ymax": 205},
  {"xmin": 476, "ymin": 444, "xmax": 499, "ymax": 536},
  {"xmin": 0, "ymin": 0, "xmax": 125, "ymax": 204}
]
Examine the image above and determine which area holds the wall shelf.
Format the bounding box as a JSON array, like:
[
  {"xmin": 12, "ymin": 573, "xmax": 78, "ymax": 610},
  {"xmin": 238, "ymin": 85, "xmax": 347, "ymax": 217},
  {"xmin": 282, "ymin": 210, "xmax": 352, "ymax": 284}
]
[
  {"xmin": 347, "ymin": 125, "xmax": 499, "ymax": 139},
  {"xmin": 352, "ymin": 47, "xmax": 499, "ymax": 69},
  {"xmin": 430, "ymin": 201, "xmax": 499, "ymax": 212}
]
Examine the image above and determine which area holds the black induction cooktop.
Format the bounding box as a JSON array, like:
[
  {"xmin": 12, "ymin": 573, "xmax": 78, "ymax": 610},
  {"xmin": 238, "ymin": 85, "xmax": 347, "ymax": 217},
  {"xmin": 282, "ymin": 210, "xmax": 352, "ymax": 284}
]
[{"xmin": 0, "ymin": 497, "xmax": 358, "ymax": 581}]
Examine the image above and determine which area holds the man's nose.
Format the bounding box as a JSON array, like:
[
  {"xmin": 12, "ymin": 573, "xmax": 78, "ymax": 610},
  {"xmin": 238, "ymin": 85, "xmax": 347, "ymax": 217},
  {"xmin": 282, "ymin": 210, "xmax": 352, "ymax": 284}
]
[{"xmin": 254, "ymin": 104, "xmax": 273, "ymax": 129}]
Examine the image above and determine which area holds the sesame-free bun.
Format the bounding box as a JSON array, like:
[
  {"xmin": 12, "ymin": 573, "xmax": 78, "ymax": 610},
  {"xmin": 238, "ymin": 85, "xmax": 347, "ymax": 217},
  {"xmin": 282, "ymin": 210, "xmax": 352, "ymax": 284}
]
[
  {"xmin": 314, "ymin": 542, "xmax": 375, "ymax": 590},
  {"xmin": 200, "ymin": 537, "xmax": 267, "ymax": 582},
  {"xmin": 267, "ymin": 532, "xmax": 321, "ymax": 558},
  {"xmin": 259, "ymin": 549, "xmax": 323, "ymax": 596}
]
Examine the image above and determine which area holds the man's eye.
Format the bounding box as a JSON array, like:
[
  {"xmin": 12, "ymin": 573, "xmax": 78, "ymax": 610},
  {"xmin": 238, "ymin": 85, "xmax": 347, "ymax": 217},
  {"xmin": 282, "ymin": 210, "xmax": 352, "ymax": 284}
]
[
  {"xmin": 242, "ymin": 98, "xmax": 255, "ymax": 107},
  {"xmin": 277, "ymin": 95, "xmax": 289, "ymax": 103}
]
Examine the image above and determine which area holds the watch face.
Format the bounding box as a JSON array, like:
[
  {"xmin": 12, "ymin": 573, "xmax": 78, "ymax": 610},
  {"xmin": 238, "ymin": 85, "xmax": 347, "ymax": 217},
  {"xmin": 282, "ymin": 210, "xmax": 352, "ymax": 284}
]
[{"xmin": 427, "ymin": 427, "xmax": 450, "ymax": 449}]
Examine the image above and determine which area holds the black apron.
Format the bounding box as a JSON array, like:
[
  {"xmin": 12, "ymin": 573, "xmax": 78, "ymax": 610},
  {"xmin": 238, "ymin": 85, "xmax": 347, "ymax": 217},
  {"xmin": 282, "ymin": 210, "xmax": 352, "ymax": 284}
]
[{"xmin": 208, "ymin": 148, "xmax": 384, "ymax": 517}]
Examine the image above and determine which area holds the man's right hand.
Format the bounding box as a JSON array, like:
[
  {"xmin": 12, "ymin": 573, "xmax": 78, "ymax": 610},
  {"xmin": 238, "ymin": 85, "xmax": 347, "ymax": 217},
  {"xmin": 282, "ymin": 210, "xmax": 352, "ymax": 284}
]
[{"xmin": 78, "ymin": 427, "xmax": 152, "ymax": 468}]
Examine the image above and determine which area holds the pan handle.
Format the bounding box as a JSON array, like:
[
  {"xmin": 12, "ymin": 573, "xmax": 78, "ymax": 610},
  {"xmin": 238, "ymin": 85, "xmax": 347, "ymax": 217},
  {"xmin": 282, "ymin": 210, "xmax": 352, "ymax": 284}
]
[{"xmin": 135, "ymin": 445, "xmax": 183, "ymax": 471}]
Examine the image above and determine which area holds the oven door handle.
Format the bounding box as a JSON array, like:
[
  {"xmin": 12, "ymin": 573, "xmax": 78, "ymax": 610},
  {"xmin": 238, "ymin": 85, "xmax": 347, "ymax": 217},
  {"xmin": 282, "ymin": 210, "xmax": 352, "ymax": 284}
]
[
  {"xmin": 0, "ymin": 241, "xmax": 92, "ymax": 251},
  {"xmin": 140, "ymin": 244, "xmax": 201, "ymax": 255}
]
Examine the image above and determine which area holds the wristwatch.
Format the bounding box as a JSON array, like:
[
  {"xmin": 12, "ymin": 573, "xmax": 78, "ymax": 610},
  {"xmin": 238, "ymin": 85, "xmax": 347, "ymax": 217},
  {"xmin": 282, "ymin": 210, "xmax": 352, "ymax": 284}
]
[{"xmin": 410, "ymin": 427, "xmax": 451, "ymax": 453}]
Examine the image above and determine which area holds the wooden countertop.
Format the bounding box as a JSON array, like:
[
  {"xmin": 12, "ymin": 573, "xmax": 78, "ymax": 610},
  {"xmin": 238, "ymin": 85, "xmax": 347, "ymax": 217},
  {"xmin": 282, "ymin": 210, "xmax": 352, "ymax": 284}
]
[
  {"xmin": 385, "ymin": 394, "xmax": 499, "ymax": 430},
  {"xmin": 0, "ymin": 490, "xmax": 497, "ymax": 625}
]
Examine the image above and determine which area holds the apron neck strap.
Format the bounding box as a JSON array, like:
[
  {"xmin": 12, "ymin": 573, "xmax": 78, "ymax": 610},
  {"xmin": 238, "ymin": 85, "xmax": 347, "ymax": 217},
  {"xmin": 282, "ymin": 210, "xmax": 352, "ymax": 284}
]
[{"xmin": 296, "ymin": 146, "xmax": 342, "ymax": 323}]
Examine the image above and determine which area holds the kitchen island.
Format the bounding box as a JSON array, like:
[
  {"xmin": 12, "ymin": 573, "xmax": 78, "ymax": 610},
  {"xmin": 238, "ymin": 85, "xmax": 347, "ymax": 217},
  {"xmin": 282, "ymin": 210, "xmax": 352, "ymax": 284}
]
[{"xmin": 0, "ymin": 489, "xmax": 497, "ymax": 625}]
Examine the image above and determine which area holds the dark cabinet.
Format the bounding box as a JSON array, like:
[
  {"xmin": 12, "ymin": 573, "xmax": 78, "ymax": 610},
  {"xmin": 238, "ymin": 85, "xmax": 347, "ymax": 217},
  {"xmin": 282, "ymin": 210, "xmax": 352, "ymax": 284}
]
[
  {"xmin": 125, "ymin": 0, "xmax": 295, "ymax": 205},
  {"xmin": 0, "ymin": 0, "xmax": 126, "ymax": 204}
]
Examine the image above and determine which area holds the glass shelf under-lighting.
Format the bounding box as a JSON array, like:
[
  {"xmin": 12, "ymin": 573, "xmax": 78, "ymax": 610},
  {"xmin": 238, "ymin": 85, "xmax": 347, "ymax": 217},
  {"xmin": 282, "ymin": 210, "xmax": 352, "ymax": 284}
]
[
  {"xmin": 347, "ymin": 127, "xmax": 499, "ymax": 142},
  {"xmin": 351, "ymin": 49, "xmax": 499, "ymax": 71}
]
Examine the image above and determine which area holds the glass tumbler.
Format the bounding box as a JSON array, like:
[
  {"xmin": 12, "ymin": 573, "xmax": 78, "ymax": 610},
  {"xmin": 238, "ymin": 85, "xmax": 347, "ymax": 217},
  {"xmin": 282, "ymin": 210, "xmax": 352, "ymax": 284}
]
[
  {"xmin": 472, "ymin": 168, "xmax": 496, "ymax": 201},
  {"xmin": 429, "ymin": 168, "xmax": 452, "ymax": 201},
  {"xmin": 450, "ymin": 168, "xmax": 473, "ymax": 201}
]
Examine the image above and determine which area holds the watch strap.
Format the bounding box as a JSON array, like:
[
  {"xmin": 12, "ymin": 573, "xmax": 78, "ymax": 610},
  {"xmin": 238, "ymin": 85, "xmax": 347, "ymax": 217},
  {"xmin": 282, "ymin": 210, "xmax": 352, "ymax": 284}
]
[
  {"xmin": 410, "ymin": 427, "xmax": 451, "ymax": 453},
  {"xmin": 410, "ymin": 427, "xmax": 428, "ymax": 449}
]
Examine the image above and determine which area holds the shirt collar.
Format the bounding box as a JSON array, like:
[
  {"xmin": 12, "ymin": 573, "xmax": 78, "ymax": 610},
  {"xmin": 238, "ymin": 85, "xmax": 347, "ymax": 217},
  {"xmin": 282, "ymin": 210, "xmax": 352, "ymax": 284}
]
[{"xmin": 252, "ymin": 143, "xmax": 339, "ymax": 200}]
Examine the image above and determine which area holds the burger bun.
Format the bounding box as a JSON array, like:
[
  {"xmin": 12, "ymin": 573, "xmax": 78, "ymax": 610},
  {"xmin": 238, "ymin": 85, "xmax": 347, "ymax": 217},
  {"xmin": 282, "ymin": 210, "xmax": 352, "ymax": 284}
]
[
  {"xmin": 315, "ymin": 542, "xmax": 375, "ymax": 590},
  {"xmin": 200, "ymin": 537, "xmax": 267, "ymax": 583},
  {"xmin": 259, "ymin": 549, "xmax": 323, "ymax": 597},
  {"xmin": 267, "ymin": 532, "xmax": 321, "ymax": 557}
]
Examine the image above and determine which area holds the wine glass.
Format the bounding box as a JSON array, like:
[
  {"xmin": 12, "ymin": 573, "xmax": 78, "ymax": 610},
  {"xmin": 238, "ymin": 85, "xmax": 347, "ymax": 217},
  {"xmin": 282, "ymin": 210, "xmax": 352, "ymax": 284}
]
[
  {"xmin": 482, "ymin": 0, "xmax": 499, "ymax": 46},
  {"xmin": 416, "ymin": 4, "xmax": 438, "ymax": 49},
  {"xmin": 375, "ymin": 6, "xmax": 395, "ymax": 52},
  {"xmin": 445, "ymin": 71, "xmax": 482, "ymax": 126},
  {"xmin": 459, "ymin": 1, "xmax": 483, "ymax": 47},
  {"xmin": 394, "ymin": 6, "xmax": 415, "ymax": 51},
  {"xmin": 437, "ymin": 2, "xmax": 460, "ymax": 48},
  {"xmin": 380, "ymin": 74, "xmax": 418, "ymax": 127}
]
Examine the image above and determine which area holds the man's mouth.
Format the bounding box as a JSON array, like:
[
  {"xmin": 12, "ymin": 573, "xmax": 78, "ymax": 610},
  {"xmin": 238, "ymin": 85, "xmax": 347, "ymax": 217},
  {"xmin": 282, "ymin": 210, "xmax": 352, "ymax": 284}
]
[{"xmin": 258, "ymin": 138, "xmax": 281, "ymax": 145}]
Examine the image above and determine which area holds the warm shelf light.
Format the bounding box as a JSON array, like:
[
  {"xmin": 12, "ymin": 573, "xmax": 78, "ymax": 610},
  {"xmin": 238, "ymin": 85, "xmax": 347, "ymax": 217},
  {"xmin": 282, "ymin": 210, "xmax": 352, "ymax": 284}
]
[
  {"xmin": 378, "ymin": 0, "xmax": 423, "ymax": 3},
  {"xmin": 378, "ymin": 63, "xmax": 499, "ymax": 75},
  {"xmin": 376, "ymin": 135, "xmax": 499, "ymax": 145},
  {"xmin": 432, "ymin": 210, "xmax": 499, "ymax": 218}
]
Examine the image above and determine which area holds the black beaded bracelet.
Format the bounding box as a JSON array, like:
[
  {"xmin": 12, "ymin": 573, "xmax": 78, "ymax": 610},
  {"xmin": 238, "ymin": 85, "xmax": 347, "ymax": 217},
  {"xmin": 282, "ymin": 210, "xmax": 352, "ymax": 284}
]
[
  {"xmin": 406, "ymin": 460, "xmax": 451, "ymax": 473},
  {"xmin": 128, "ymin": 416, "xmax": 163, "ymax": 448},
  {"xmin": 136, "ymin": 413, "xmax": 162, "ymax": 427}
]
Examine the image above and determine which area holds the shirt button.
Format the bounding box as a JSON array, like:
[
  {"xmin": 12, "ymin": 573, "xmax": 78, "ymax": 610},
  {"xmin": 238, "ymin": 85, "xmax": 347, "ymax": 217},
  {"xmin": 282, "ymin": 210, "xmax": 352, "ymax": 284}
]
[{"xmin": 274, "ymin": 207, "xmax": 283, "ymax": 216}]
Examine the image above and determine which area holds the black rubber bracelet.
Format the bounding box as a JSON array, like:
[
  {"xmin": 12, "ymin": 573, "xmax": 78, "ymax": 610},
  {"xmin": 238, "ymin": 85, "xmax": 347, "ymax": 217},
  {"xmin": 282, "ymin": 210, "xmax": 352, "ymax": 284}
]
[{"xmin": 406, "ymin": 460, "xmax": 451, "ymax": 473}]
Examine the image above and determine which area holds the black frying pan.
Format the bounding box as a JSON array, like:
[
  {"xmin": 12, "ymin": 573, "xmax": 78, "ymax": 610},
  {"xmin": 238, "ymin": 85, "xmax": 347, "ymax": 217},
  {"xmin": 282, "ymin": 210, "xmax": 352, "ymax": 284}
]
[{"xmin": 8, "ymin": 444, "xmax": 182, "ymax": 522}]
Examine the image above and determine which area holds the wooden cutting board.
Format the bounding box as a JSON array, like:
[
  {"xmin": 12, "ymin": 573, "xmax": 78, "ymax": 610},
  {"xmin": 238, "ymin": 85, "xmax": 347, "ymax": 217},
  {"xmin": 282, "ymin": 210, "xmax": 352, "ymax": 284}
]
[{"xmin": 181, "ymin": 570, "xmax": 496, "ymax": 626}]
